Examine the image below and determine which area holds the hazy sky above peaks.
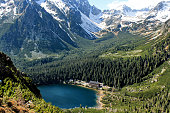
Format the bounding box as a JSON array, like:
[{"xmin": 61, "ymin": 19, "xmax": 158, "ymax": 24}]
[
  {"xmin": 88, "ymin": 0, "xmax": 169, "ymax": 10},
  {"xmin": 88, "ymin": 0, "xmax": 115, "ymax": 10}
]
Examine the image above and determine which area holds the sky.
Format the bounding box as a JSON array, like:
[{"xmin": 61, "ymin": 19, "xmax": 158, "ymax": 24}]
[
  {"xmin": 88, "ymin": 0, "xmax": 115, "ymax": 10},
  {"xmin": 88, "ymin": 0, "xmax": 169, "ymax": 10}
]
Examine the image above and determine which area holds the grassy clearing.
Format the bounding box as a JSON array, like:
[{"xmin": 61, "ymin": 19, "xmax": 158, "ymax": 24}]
[{"xmin": 100, "ymin": 50, "xmax": 143, "ymax": 59}]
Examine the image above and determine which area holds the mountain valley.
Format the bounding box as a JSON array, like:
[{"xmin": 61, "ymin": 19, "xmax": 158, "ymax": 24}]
[{"xmin": 0, "ymin": 0, "xmax": 170, "ymax": 112}]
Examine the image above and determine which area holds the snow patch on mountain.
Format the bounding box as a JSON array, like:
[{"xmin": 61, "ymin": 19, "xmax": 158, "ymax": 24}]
[
  {"xmin": 0, "ymin": 0, "xmax": 14, "ymax": 18},
  {"xmin": 154, "ymin": 1, "xmax": 170, "ymax": 22},
  {"xmin": 37, "ymin": 0, "xmax": 102, "ymax": 38},
  {"xmin": 38, "ymin": 11, "xmax": 43, "ymax": 18},
  {"xmin": 89, "ymin": 12, "xmax": 107, "ymax": 29},
  {"xmin": 89, "ymin": 12, "xmax": 102, "ymax": 24},
  {"xmin": 40, "ymin": 1, "xmax": 63, "ymax": 21},
  {"xmin": 37, "ymin": 0, "xmax": 69, "ymax": 15},
  {"xmin": 100, "ymin": 1, "xmax": 170, "ymax": 28},
  {"xmin": 155, "ymin": 10, "xmax": 170, "ymax": 22},
  {"xmin": 50, "ymin": 0, "xmax": 65, "ymax": 10},
  {"xmin": 80, "ymin": 12, "xmax": 101, "ymax": 36},
  {"xmin": 41, "ymin": 2, "xmax": 56, "ymax": 15}
]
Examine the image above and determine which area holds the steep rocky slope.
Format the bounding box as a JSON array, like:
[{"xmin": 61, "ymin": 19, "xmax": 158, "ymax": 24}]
[
  {"xmin": 0, "ymin": 52, "xmax": 62, "ymax": 112},
  {"xmin": 36, "ymin": 0, "xmax": 102, "ymax": 39},
  {"xmin": 0, "ymin": 52, "xmax": 41, "ymax": 97},
  {"xmin": 0, "ymin": 0, "xmax": 169, "ymax": 59},
  {"xmin": 0, "ymin": 0, "xmax": 77, "ymax": 57}
]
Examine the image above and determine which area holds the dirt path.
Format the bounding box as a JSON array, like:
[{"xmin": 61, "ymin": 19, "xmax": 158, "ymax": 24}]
[{"xmin": 96, "ymin": 90, "xmax": 105, "ymax": 109}]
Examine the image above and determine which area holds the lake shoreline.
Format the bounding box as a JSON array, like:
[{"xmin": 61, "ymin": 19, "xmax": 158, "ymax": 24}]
[
  {"xmin": 39, "ymin": 83, "xmax": 105, "ymax": 109},
  {"xmin": 72, "ymin": 84, "xmax": 105, "ymax": 109},
  {"xmin": 96, "ymin": 90, "xmax": 104, "ymax": 109},
  {"xmin": 38, "ymin": 84, "xmax": 98, "ymax": 109}
]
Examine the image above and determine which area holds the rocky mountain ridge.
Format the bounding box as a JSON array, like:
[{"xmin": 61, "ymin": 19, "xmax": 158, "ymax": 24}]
[
  {"xmin": 0, "ymin": 0, "xmax": 78, "ymax": 57},
  {"xmin": 100, "ymin": 1, "xmax": 170, "ymax": 28},
  {"xmin": 0, "ymin": 0, "xmax": 169, "ymax": 58},
  {"xmin": 36, "ymin": 0, "xmax": 102, "ymax": 39}
]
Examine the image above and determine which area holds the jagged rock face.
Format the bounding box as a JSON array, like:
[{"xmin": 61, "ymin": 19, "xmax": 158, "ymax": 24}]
[
  {"xmin": 91, "ymin": 5, "xmax": 101, "ymax": 15},
  {"xmin": 162, "ymin": 19, "xmax": 170, "ymax": 33},
  {"xmin": 0, "ymin": 0, "xmax": 103, "ymax": 57},
  {"xmin": 154, "ymin": 1, "xmax": 167, "ymax": 11},
  {"xmin": 99, "ymin": 1, "xmax": 170, "ymax": 33},
  {"xmin": 0, "ymin": 0, "xmax": 77, "ymax": 56},
  {"xmin": 0, "ymin": 0, "xmax": 103, "ymax": 58},
  {"xmin": 37, "ymin": 0, "xmax": 102, "ymax": 40},
  {"xmin": 0, "ymin": 0, "xmax": 26, "ymax": 23},
  {"xmin": 0, "ymin": 0, "xmax": 169, "ymax": 57},
  {"xmin": 65, "ymin": 0, "xmax": 91, "ymax": 17},
  {"xmin": 61, "ymin": 0, "xmax": 101, "ymax": 17}
]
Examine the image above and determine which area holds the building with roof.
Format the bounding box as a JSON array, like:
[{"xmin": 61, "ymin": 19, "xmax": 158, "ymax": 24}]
[{"xmin": 89, "ymin": 81, "xmax": 100, "ymax": 88}]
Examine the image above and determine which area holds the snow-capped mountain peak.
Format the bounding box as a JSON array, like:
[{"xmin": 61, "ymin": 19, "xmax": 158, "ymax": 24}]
[
  {"xmin": 36, "ymin": 0, "xmax": 102, "ymax": 39},
  {"xmin": 154, "ymin": 1, "xmax": 170, "ymax": 11},
  {"xmin": 1, "ymin": 0, "xmax": 169, "ymax": 40},
  {"xmin": 0, "ymin": 0, "xmax": 15, "ymax": 19},
  {"xmin": 115, "ymin": 5, "xmax": 132, "ymax": 13},
  {"xmin": 150, "ymin": 1, "xmax": 170, "ymax": 22},
  {"xmin": 100, "ymin": 0, "xmax": 170, "ymax": 29},
  {"xmin": 0, "ymin": 0, "xmax": 169, "ymax": 56},
  {"xmin": 0, "ymin": 0, "xmax": 78, "ymax": 56}
]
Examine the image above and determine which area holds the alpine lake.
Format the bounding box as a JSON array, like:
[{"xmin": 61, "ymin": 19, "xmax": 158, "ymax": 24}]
[{"xmin": 38, "ymin": 84, "xmax": 97, "ymax": 109}]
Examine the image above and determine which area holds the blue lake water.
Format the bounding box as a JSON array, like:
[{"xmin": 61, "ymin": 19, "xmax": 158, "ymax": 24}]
[{"xmin": 38, "ymin": 84, "xmax": 97, "ymax": 109}]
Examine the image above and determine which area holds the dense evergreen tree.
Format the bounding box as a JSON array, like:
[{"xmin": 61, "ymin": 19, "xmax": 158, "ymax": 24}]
[{"xmin": 24, "ymin": 35, "xmax": 169, "ymax": 89}]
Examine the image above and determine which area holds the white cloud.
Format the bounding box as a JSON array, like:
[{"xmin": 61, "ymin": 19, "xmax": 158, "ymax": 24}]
[{"xmin": 108, "ymin": 0, "xmax": 169, "ymax": 10}]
